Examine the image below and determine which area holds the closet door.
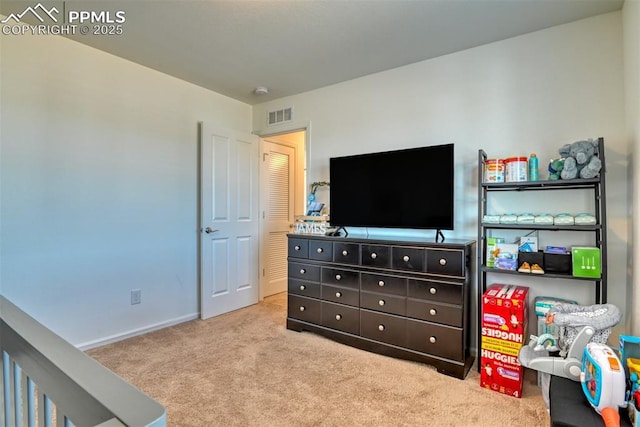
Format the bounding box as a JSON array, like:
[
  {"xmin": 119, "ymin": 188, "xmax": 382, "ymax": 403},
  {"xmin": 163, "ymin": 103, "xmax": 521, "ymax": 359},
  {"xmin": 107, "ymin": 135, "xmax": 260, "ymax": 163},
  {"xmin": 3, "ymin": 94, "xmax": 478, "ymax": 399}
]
[{"xmin": 261, "ymin": 140, "xmax": 295, "ymax": 297}]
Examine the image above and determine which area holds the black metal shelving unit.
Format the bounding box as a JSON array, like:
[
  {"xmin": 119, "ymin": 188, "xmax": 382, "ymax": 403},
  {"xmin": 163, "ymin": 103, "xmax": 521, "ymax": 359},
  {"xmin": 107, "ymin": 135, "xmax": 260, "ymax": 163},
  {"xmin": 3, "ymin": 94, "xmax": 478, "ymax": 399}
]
[{"xmin": 476, "ymin": 137, "xmax": 608, "ymax": 369}]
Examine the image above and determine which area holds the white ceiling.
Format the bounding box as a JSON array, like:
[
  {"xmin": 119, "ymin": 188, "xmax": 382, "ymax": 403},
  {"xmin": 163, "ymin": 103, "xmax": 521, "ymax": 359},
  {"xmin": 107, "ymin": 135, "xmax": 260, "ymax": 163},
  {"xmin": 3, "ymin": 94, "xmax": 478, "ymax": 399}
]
[{"xmin": 2, "ymin": 0, "xmax": 625, "ymax": 105}]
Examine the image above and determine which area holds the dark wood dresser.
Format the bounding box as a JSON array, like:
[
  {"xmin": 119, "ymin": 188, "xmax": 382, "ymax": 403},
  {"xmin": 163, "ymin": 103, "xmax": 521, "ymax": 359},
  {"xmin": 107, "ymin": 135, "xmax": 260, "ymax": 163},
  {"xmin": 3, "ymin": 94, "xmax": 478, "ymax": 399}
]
[{"xmin": 286, "ymin": 234, "xmax": 475, "ymax": 379}]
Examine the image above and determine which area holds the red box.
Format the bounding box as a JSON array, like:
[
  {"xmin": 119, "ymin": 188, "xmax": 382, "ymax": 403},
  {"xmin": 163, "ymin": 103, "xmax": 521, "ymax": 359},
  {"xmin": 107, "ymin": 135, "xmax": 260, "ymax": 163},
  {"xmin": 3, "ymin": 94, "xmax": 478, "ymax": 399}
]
[{"xmin": 480, "ymin": 284, "xmax": 529, "ymax": 398}]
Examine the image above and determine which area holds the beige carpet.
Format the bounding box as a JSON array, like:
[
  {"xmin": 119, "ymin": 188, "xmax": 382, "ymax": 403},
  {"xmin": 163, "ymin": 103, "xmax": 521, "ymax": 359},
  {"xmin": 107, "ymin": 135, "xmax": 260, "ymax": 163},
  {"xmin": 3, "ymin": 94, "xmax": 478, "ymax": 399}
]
[{"xmin": 87, "ymin": 293, "xmax": 550, "ymax": 426}]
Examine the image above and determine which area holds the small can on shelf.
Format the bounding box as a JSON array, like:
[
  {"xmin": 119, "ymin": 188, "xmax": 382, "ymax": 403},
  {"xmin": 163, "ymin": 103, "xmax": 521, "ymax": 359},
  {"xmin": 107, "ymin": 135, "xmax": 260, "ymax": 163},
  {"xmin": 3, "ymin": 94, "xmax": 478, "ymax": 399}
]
[
  {"xmin": 505, "ymin": 157, "xmax": 528, "ymax": 182},
  {"xmin": 484, "ymin": 159, "xmax": 505, "ymax": 183}
]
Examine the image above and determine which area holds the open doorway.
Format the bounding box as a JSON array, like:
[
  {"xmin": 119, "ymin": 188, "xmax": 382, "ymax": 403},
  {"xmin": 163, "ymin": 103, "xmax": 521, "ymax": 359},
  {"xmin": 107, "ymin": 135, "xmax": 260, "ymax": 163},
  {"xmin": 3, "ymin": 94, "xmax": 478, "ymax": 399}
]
[{"xmin": 259, "ymin": 129, "xmax": 307, "ymax": 298}]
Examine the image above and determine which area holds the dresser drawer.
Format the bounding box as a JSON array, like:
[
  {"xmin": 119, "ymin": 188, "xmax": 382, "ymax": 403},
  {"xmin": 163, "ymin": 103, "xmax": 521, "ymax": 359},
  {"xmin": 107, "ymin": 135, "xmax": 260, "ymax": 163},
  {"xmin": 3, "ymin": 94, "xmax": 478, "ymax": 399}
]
[
  {"xmin": 289, "ymin": 262, "xmax": 320, "ymax": 282},
  {"xmin": 406, "ymin": 319, "xmax": 463, "ymax": 361},
  {"xmin": 361, "ymin": 244, "xmax": 391, "ymax": 268},
  {"xmin": 406, "ymin": 298, "xmax": 462, "ymax": 327},
  {"xmin": 288, "ymin": 238, "xmax": 309, "ymax": 259},
  {"xmin": 309, "ymin": 240, "xmax": 333, "ymax": 261},
  {"xmin": 288, "ymin": 295, "xmax": 321, "ymax": 324},
  {"xmin": 360, "ymin": 291, "xmax": 406, "ymax": 316},
  {"xmin": 321, "ymin": 301, "xmax": 360, "ymax": 335},
  {"xmin": 360, "ymin": 309, "xmax": 406, "ymax": 347},
  {"xmin": 321, "ymin": 267, "xmax": 359, "ymax": 288},
  {"xmin": 322, "ymin": 284, "xmax": 359, "ymax": 307},
  {"xmin": 333, "ymin": 242, "xmax": 360, "ymax": 265},
  {"xmin": 391, "ymin": 247, "xmax": 425, "ymax": 272},
  {"xmin": 361, "ymin": 273, "xmax": 406, "ymax": 296},
  {"xmin": 288, "ymin": 279, "xmax": 320, "ymax": 299},
  {"xmin": 426, "ymin": 249, "xmax": 465, "ymax": 277},
  {"xmin": 407, "ymin": 279, "xmax": 463, "ymax": 305}
]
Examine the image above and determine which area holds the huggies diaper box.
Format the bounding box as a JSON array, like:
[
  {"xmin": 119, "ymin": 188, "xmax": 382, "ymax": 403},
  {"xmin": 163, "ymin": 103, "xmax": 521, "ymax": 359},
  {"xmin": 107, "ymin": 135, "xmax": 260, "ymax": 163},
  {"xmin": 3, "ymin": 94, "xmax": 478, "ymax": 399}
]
[{"xmin": 480, "ymin": 284, "xmax": 529, "ymax": 398}]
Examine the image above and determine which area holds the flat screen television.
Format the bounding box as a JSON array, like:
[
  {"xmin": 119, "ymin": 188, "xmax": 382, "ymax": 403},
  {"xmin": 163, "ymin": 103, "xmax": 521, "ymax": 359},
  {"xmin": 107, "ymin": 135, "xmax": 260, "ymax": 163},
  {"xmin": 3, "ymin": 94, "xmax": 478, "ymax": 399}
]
[{"xmin": 329, "ymin": 143, "xmax": 454, "ymax": 231}]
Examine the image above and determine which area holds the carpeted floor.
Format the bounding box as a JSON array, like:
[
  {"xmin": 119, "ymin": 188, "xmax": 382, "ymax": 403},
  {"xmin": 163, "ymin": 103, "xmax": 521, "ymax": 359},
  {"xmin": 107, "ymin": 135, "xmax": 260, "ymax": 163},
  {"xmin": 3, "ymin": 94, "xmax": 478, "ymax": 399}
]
[{"xmin": 87, "ymin": 293, "xmax": 550, "ymax": 426}]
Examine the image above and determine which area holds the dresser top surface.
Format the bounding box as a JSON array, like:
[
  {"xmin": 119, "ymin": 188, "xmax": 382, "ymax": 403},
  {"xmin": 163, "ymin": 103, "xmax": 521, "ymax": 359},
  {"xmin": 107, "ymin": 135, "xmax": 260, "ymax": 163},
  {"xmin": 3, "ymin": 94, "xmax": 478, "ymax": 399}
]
[{"xmin": 288, "ymin": 233, "xmax": 475, "ymax": 248}]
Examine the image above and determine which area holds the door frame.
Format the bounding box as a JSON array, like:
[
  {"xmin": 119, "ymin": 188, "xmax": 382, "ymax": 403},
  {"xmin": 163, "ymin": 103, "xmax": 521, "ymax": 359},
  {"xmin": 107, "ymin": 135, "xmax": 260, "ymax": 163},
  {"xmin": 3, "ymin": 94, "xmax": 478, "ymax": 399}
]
[{"xmin": 256, "ymin": 123, "xmax": 310, "ymax": 300}]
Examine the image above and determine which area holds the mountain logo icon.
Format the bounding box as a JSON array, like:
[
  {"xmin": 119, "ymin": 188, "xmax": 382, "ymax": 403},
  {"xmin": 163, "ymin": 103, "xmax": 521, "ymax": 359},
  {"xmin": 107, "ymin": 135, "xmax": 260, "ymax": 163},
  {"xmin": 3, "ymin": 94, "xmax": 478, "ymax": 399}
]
[{"xmin": 1, "ymin": 3, "xmax": 59, "ymax": 24}]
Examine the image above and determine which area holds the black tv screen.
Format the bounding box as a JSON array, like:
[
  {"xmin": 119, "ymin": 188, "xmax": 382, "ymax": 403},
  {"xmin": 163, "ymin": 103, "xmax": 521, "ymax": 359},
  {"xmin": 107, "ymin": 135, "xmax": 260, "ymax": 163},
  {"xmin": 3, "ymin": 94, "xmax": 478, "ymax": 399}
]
[{"xmin": 329, "ymin": 144, "xmax": 454, "ymax": 230}]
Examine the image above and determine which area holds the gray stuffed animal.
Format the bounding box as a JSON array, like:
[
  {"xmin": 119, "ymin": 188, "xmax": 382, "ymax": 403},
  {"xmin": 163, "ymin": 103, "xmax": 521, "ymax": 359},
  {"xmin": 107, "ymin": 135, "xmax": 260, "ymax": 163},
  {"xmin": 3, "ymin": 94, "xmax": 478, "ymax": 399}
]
[{"xmin": 559, "ymin": 139, "xmax": 602, "ymax": 179}]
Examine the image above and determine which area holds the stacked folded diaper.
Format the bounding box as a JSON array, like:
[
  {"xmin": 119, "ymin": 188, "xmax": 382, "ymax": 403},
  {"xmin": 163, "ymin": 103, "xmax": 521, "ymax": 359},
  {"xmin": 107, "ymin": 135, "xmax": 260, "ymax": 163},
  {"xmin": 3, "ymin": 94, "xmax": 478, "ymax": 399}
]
[
  {"xmin": 534, "ymin": 214, "xmax": 554, "ymax": 225},
  {"xmin": 483, "ymin": 212, "xmax": 596, "ymax": 225},
  {"xmin": 574, "ymin": 213, "xmax": 597, "ymax": 225}
]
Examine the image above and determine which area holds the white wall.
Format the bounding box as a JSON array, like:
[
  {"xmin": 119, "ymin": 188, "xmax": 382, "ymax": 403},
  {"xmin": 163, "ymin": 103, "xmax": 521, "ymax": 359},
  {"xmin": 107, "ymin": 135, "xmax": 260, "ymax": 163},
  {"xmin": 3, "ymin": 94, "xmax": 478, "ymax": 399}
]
[
  {"xmin": 1, "ymin": 31, "xmax": 252, "ymax": 347},
  {"xmin": 0, "ymin": 10, "xmax": 631, "ymax": 349},
  {"xmin": 625, "ymin": 0, "xmax": 640, "ymax": 336},
  {"xmin": 254, "ymin": 12, "xmax": 628, "ymax": 342}
]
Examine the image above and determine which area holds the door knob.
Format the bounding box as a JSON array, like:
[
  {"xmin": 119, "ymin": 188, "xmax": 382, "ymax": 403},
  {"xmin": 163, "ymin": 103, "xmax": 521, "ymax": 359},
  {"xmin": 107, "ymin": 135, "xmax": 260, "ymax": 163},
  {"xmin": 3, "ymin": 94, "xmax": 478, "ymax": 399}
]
[{"xmin": 204, "ymin": 227, "xmax": 219, "ymax": 234}]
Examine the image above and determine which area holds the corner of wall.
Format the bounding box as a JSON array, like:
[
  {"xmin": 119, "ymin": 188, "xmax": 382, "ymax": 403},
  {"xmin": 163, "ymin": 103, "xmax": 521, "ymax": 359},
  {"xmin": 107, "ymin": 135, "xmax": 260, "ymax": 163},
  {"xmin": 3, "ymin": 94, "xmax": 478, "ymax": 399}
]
[{"xmin": 623, "ymin": 0, "xmax": 640, "ymax": 335}]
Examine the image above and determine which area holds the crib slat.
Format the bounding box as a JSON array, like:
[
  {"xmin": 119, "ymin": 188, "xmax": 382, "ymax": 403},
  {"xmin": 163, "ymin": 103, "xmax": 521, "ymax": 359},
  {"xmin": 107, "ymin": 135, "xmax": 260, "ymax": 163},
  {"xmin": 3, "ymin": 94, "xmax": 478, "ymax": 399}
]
[
  {"xmin": 44, "ymin": 394, "xmax": 53, "ymax": 427},
  {"xmin": 56, "ymin": 407, "xmax": 65, "ymax": 427},
  {"xmin": 28, "ymin": 377, "xmax": 36, "ymax": 427},
  {"xmin": 38, "ymin": 388, "xmax": 45, "ymax": 427},
  {"xmin": 1, "ymin": 351, "xmax": 7, "ymax": 427},
  {"xmin": 20, "ymin": 367, "xmax": 30, "ymax": 426},
  {"xmin": 4, "ymin": 353, "xmax": 15, "ymax": 426},
  {"xmin": 13, "ymin": 362, "xmax": 20, "ymax": 423}
]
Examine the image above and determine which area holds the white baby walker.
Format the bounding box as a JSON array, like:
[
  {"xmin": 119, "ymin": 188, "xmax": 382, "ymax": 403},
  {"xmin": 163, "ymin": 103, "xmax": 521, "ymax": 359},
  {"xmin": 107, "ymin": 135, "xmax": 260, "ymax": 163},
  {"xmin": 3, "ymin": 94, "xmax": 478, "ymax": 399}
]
[{"xmin": 518, "ymin": 303, "xmax": 621, "ymax": 408}]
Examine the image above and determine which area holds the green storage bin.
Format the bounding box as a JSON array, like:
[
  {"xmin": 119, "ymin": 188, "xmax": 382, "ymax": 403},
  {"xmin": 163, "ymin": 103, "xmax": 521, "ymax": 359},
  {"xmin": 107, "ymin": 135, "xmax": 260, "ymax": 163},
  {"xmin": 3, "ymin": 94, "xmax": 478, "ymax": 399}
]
[{"xmin": 571, "ymin": 247, "xmax": 601, "ymax": 278}]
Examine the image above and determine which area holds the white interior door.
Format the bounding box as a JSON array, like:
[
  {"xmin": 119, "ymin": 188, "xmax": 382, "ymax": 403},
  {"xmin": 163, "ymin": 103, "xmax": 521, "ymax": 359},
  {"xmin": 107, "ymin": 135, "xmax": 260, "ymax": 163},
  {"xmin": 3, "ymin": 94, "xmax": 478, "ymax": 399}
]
[
  {"xmin": 200, "ymin": 122, "xmax": 260, "ymax": 319},
  {"xmin": 260, "ymin": 141, "xmax": 295, "ymax": 297}
]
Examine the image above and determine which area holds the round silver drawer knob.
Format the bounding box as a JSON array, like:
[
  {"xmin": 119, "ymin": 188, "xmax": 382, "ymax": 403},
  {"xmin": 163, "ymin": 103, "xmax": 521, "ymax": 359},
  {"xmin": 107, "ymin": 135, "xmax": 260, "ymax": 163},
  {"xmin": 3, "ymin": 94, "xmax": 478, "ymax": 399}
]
[
  {"xmin": 378, "ymin": 324, "xmax": 385, "ymax": 332},
  {"xmin": 371, "ymin": 253, "xmax": 377, "ymax": 259},
  {"xmin": 342, "ymin": 250, "xmax": 348, "ymax": 256},
  {"xmin": 335, "ymin": 292, "xmax": 342, "ymax": 298},
  {"xmin": 439, "ymin": 258, "xmax": 447, "ymax": 266},
  {"xmin": 403, "ymin": 255, "xmax": 410, "ymax": 262},
  {"xmin": 335, "ymin": 314, "xmax": 342, "ymax": 320},
  {"xmin": 429, "ymin": 308, "xmax": 437, "ymax": 316},
  {"xmin": 429, "ymin": 287, "xmax": 437, "ymax": 295},
  {"xmin": 294, "ymin": 245, "xmax": 300, "ymax": 250},
  {"xmin": 378, "ymin": 280, "xmax": 385, "ymax": 287},
  {"xmin": 317, "ymin": 247, "xmax": 323, "ymax": 253},
  {"xmin": 300, "ymin": 269, "xmax": 306, "ymax": 274},
  {"xmin": 335, "ymin": 274, "xmax": 341, "ymax": 280},
  {"xmin": 300, "ymin": 285, "xmax": 306, "ymax": 291},
  {"xmin": 429, "ymin": 336, "xmax": 437, "ymax": 344},
  {"xmin": 299, "ymin": 306, "xmax": 305, "ymax": 312},
  {"xmin": 378, "ymin": 300, "xmax": 385, "ymax": 306}
]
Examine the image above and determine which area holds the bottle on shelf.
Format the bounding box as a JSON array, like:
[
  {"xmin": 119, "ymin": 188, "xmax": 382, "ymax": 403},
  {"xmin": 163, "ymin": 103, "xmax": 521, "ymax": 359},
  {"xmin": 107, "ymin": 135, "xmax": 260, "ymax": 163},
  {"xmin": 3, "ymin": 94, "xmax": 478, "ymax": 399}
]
[{"xmin": 529, "ymin": 153, "xmax": 539, "ymax": 181}]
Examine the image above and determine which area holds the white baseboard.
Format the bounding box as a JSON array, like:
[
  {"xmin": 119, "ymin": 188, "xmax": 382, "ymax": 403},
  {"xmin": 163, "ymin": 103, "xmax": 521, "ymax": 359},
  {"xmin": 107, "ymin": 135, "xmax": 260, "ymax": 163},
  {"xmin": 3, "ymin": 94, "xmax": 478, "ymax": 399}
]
[{"xmin": 76, "ymin": 312, "xmax": 199, "ymax": 351}]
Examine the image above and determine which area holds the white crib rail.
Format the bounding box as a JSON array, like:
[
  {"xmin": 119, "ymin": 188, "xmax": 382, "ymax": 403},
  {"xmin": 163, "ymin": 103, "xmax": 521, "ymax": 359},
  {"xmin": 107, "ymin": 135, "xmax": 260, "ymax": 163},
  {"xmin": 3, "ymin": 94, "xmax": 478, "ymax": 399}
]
[{"xmin": 0, "ymin": 296, "xmax": 166, "ymax": 427}]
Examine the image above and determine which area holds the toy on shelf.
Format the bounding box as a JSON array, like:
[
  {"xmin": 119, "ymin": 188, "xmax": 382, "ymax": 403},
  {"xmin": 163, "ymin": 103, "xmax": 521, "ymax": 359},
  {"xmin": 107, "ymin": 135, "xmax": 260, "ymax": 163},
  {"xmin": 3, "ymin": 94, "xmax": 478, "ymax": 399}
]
[
  {"xmin": 629, "ymin": 371, "xmax": 640, "ymax": 411},
  {"xmin": 629, "ymin": 371, "xmax": 640, "ymax": 427},
  {"xmin": 548, "ymin": 158, "xmax": 565, "ymax": 180},
  {"xmin": 580, "ymin": 342, "xmax": 626, "ymax": 427},
  {"xmin": 559, "ymin": 139, "xmax": 603, "ymax": 180},
  {"xmin": 628, "ymin": 357, "xmax": 640, "ymax": 411},
  {"xmin": 518, "ymin": 303, "xmax": 622, "ymax": 382},
  {"xmin": 620, "ymin": 335, "xmax": 640, "ymax": 425},
  {"xmin": 627, "ymin": 358, "xmax": 640, "ymax": 377}
]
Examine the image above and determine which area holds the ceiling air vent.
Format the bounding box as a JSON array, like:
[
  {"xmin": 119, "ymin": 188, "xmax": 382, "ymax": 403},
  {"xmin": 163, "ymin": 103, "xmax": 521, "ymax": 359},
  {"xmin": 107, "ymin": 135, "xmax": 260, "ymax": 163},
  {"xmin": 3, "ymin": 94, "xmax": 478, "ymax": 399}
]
[{"xmin": 267, "ymin": 107, "xmax": 293, "ymax": 126}]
